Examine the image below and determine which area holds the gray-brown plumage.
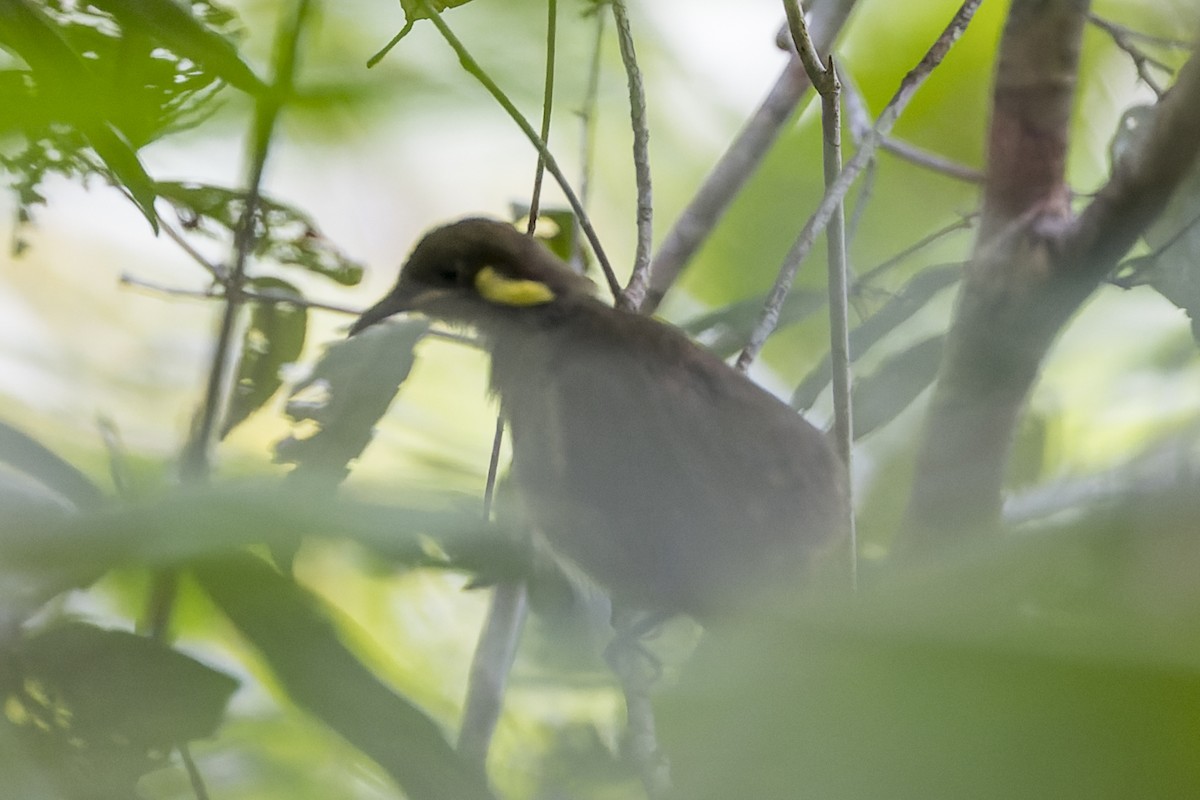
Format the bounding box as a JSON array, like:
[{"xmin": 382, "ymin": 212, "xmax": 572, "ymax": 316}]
[{"xmin": 351, "ymin": 217, "xmax": 846, "ymax": 617}]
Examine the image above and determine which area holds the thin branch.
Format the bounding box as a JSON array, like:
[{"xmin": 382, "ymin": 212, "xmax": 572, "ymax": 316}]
[
  {"xmin": 1087, "ymin": 12, "xmax": 1192, "ymax": 97},
  {"xmin": 414, "ymin": 0, "xmax": 620, "ymax": 299},
  {"xmin": 736, "ymin": 0, "xmax": 984, "ymax": 370},
  {"xmin": 179, "ymin": 745, "xmax": 212, "ymax": 800},
  {"xmin": 180, "ymin": 0, "xmax": 311, "ymax": 482},
  {"xmin": 815, "ymin": 54, "xmax": 856, "ymax": 588},
  {"xmin": 159, "ymin": 218, "xmax": 227, "ymax": 281},
  {"xmin": 782, "ymin": 0, "xmax": 837, "ymax": 93},
  {"xmin": 638, "ymin": 0, "xmax": 860, "ymax": 313},
  {"xmin": 840, "ymin": 64, "xmax": 985, "ymax": 183},
  {"xmin": 1086, "ymin": 13, "xmax": 1193, "ymax": 49},
  {"xmin": 525, "ymin": 0, "xmax": 557, "ymax": 228},
  {"xmin": 856, "ymin": 211, "xmax": 979, "ymax": 287},
  {"xmin": 573, "ymin": 11, "xmax": 607, "ymax": 271},
  {"xmin": 613, "ymin": 0, "xmax": 655, "ymax": 311},
  {"xmin": 878, "ymin": 136, "xmax": 987, "ymax": 182},
  {"xmin": 457, "ymin": 549, "xmax": 528, "ymax": 766},
  {"xmin": 119, "ymin": 272, "xmax": 478, "ymax": 345}
]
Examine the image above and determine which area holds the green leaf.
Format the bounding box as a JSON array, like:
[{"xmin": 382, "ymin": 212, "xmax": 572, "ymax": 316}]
[
  {"xmin": 508, "ymin": 204, "xmax": 587, "ymax": 266},
  {"xmin": 156, "ymin": 182, "xmax": 365, "ymax": 285},
  {"xmin": 851, "ymin": 334, "xmax": 944, "ymax": 439},
  {"xmin": 15, "ymin": 621, "xmax": 238, "ymax": 747},
  {"xmin": 276, "ymin": 319, "xmax": 430, "ymax": 485},
  {"xmin": 791, "ymin": 263, "xmax": 962, "ymax": 409},
  {"xmin": 0, "ymin": 0, "xmax": 159, "ymax": 230},
  {"xmin": 92, "ymin": 0, "xmax": 266, "ymax": 96},
  {"xmin": 220, "ymin": 278, "xmax": 308, "ymax": 439},
  {"xmin": 192, "ymin": 554, "xmax": 495, "ymax": 800}
]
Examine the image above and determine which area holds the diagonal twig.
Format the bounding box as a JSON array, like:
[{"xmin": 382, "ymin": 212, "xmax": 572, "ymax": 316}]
[{"xmin": 736, "ymin": 0, "xmax": 985, "ymax": 370}]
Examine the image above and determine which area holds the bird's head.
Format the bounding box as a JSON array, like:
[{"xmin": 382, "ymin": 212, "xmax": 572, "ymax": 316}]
[{"xmin": 349, "ymin": 217, "xmax": 594, "ymax": 335}]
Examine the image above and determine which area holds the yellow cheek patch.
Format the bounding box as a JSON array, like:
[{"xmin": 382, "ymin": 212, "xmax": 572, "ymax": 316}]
[{"xmin": 475, "ymin": 265, "xmax": 556, "ymax": 307}]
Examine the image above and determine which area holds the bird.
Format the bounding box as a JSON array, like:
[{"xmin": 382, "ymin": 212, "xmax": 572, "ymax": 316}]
[{"xmin": 350, "ymin": 217, "xmax": 846, "ymax": 618}]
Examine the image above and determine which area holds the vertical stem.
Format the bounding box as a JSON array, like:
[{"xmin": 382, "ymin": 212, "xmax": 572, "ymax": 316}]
[
  {"xmin": 526, "ymin": 0, "xmax": 557, "ymax": 227},
  {"xmin": 146, "ymin": 0, "xmax": 312, "ymax": 639},
  {"xmin": 612, "ymin": 0, "xmax": 654, "ymax": 310},
  {"xmin": 573, "ymin": 10, "xmax": 607, "ymax": 271},
  {"xmin": 818, "ymin": 57, "xmax": 856, "ymax": 587}
]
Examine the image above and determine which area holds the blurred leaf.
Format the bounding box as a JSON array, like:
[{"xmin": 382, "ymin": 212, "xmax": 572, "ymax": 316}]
[
  {"xmin": 0, "ymin": 0, "xmax": 159, "ymax": 230},
  {"xmin": 0, "ymin": 722, "xmax": 60, "ymax": 800},
  {"xmin": 91, "ymin": 0, "xmax": 266, "ymax": 96},
  {"xmin": 508, "ymin": 204, "xmax": 587, "ymax": 267},
  {"xmin": 851, "ymin": 334, "xmax": 944, "ymax": 438},
  {"xmin": 4, "ymin": 622, "xmax": 237, "ymax": 798},
  {"xmin": 0, "ymin": 420, "xmax": 104, "ymax": 510},
  {"xmin": 663, "ymin": 492, "xmax": 1200, "ymax": 799},
  {"xmin": 221, "ymin": 278, "xmax": 308, "ymax": 439},
  {"xmin": 276, "ymin": 319, "xmax": 430, "ymax": 484},
  {"xmin": 156, "ymin": 182, "xmax": 365, "ymax": 285},
  {"xmin": 15, "ymin": 621, "xmax": 238, "ymax": 746},
  {"xmin": 792, "ymin": 263, "xmax": 962, "ymax": 409},
  {"xmin": 0, "ymin": 484, "xmax": 519, "ymax": 583},
  {"xmin": 192, "ymin": 554, "xmax": 495, "ymax": 800}
]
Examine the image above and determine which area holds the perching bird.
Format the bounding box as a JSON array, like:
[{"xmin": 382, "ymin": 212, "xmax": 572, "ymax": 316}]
[{"xmin": 351, "ymin": 218, "xmax": 846, "ymax": 618}]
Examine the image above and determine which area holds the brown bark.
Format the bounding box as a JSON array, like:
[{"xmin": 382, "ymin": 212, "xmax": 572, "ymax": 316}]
[{"xmin": 900, "ymin": 0, "xmax": 1200, "ymax": 555}]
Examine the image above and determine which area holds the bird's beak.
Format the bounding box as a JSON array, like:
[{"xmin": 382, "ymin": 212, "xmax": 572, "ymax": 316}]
[
  {"xmin": 348, "ymin": 292, "xmax": 408, "ymax": 336},
  {"xmin": 348, "ymin": 284, "xmax": 450, "ymax": 336}
]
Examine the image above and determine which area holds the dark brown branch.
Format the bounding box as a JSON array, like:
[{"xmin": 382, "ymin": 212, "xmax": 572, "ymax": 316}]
[
  {"xmin": 901, "ymin": 3, "xmax": 1200, "ymax": 554},
  {"xmin": 902, "ymin": 0, "xmax": 1087, "ymax": 550}
]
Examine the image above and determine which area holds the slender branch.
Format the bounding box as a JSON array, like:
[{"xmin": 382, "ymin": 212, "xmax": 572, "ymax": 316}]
[
  {"xmin": 815, "ymin": 54, "xmax": 856, "ymax": 587},
  {"xmin": 457, "ymin": 578, "xmax": 528, "ymax": 765},
  {"xmin": 878, "ymin": 135, "xmax": 987, "ymax": 183},
  {"xmin": 573, "ymin": 11, "xmax": 607, "ymax": 271},
  {"xmin": 637, "ymin": 0, "xmax": 860, "ymax": 313},
  {"xmin": 855, "ymin": 211, "xmax": 979, "ymax": 287},
  {"xmin": 737, "ymin": 0, "xmax": 984, "ymax": 370},
  {"xmin": 180, "ymin": 0, "xmax": 311, "ymax": 482},
  {"xmin": 159, "ymin": 218, "xmax": 227, "ymax": 281},
  {"xmin": 120, "ymin": 273, "xmax": 479, "ymax": 346},
  {"xmin": 840, "ymin": 65, "xmax": 985, "ymax": 183},
  {"xmin": 613, "ymin": 0, "xmax": 655, "ymax": 311},
  {"xmin": 525, "ymin": 0, "xmax": 557, "ymax": 228},
  {"xmin": 179, "ymin": 745, "xmax": 212, "ymax": 800},
  {"xmin": 414, "ymin": 0, "xmax": 620, "ymax": 299},
  {"xmin": 782, "ymin": 0, "xmax": 837, "ymax": 94},
  {"xmin": 1087, "ymin": 11, "xmax": 1190, "ymax": 96}
]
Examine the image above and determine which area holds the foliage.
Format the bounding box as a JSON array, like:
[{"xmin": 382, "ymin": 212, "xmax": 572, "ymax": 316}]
[{"xmin": 0, "ymin": 0, "xmax": 1199, "ymax": 799}]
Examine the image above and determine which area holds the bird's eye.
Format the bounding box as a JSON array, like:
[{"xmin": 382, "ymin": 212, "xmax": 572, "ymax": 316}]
[{"xmin": 435, "ymin": 267, "xmax": 458, "ymax": 285}]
